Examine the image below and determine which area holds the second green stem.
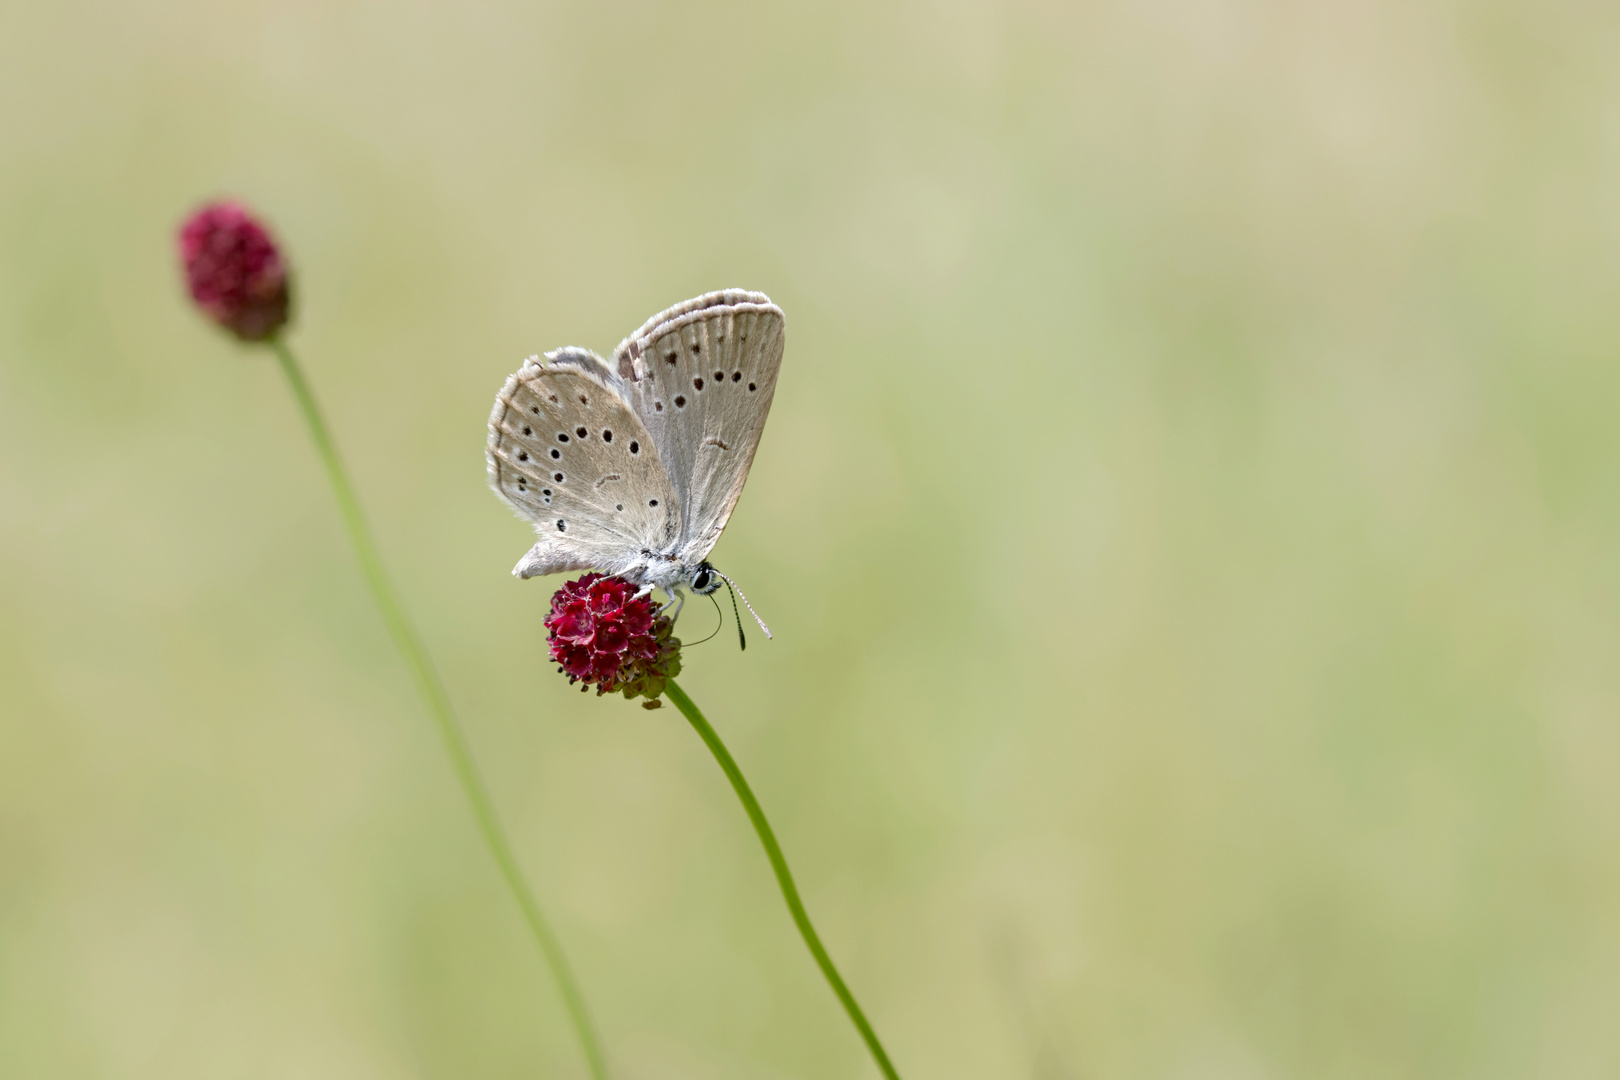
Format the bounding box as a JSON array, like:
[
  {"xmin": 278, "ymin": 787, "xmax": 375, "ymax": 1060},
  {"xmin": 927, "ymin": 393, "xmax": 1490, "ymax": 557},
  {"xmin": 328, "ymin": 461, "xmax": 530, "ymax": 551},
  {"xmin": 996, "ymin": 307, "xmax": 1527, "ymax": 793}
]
[{"xmin": 271, "ymin": 339, "xmax": 609, "ymax": 1080}]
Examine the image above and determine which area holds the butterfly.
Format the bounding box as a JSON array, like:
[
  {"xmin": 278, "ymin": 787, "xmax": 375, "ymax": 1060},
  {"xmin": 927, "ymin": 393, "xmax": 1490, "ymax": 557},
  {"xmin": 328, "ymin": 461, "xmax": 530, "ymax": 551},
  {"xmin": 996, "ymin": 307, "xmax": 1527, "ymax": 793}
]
[{"xmin": 486, "ymin": 289, "xmax": 784, "ymax": 620}]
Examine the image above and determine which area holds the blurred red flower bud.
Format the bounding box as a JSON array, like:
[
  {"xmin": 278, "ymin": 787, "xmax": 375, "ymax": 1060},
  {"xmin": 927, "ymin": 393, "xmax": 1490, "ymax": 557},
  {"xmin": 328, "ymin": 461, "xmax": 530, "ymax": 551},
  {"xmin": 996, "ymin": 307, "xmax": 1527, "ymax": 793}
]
[
  {"xmin": 546, "ymin": 573, "xmax": 681, "ymax": 706},
  {"xmin": 178, "ymin": 201, "xmax": 290, "ymax": 342}
]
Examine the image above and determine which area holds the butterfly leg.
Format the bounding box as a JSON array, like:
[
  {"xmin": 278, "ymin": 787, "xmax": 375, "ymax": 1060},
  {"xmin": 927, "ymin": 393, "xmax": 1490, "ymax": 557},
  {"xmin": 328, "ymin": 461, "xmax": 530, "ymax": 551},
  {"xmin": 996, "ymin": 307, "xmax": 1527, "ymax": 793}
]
[{"xmin": 658, "ymin": 586, "xmax": 687, "ymax": 621}]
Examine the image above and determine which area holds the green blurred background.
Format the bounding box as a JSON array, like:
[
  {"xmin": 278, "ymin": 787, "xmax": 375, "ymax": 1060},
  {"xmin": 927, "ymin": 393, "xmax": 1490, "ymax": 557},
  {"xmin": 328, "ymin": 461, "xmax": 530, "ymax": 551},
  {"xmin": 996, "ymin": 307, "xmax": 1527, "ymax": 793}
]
[{"xmin": 3, "ymin": 0, "xmax": 1619, "ymax": 1077}]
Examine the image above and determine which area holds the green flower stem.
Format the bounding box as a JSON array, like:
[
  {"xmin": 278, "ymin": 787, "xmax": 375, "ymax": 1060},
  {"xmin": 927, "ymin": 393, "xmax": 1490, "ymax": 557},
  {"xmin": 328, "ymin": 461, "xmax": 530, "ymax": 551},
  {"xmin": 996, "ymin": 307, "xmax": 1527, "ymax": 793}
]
[
  {"xmin": 270, "ymin": 339, "xmax": 610, "ymax": 1080},
  {"xmin": 664, "ymin": 679, "xmax": 900, "ymax": 1080}
]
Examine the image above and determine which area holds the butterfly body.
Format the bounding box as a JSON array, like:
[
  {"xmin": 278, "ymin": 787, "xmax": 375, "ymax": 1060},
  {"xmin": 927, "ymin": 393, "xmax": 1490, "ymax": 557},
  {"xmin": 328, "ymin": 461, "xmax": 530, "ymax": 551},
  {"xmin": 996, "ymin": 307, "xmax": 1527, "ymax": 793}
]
[{"xmin": 487, "ymin": 290, "xmax": 784, "ymax": 600}]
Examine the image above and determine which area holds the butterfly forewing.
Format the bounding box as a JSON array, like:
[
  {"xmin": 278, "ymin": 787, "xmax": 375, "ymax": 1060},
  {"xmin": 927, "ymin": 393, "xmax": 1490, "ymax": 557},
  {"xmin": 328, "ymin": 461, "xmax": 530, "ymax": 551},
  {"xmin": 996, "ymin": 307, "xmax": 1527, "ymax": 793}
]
[
  {"xmin": 487, "ymin": 351, "xmax": 680, "ymax": 578},
  {"xmin": 612, "ymin": 290, "xmax": 785, "ymax": 564}
]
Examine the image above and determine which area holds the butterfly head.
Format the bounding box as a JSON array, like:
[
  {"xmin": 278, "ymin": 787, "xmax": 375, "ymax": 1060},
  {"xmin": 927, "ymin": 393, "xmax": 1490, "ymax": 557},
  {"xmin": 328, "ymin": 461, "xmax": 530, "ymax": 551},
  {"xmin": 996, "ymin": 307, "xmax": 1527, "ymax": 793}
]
[{"xmin": 684, "ymin": 562, "xmax": 772, "ymax": 645}]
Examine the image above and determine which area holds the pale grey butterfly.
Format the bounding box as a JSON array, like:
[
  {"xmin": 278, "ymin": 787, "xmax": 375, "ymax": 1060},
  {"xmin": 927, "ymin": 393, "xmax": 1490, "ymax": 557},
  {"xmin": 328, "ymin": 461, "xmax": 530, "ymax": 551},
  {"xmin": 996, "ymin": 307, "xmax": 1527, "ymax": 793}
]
[{"xmin": 486, "ymin": 289, "xmax": 783, "ymax": 634}]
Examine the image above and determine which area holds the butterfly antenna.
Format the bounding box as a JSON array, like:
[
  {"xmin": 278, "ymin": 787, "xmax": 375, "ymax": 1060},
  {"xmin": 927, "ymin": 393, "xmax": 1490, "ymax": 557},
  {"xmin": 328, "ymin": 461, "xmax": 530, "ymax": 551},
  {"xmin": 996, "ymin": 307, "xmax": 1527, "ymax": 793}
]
[
  {"xmin": 712, "ymin": 570, "xmax": 772, "ymax": 641},
  {"xmin": 724, "ymin": 579, "xmax": 746, "ymax": 651}
]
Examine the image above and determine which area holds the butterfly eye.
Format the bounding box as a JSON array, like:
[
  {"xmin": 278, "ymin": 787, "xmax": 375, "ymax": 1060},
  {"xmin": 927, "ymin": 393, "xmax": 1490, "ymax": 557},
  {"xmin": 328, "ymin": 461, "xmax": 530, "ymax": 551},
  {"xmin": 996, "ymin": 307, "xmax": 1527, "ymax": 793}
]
[{"xmin": 689, "ymin": 562, "xmax": 722, "ymax": 595}]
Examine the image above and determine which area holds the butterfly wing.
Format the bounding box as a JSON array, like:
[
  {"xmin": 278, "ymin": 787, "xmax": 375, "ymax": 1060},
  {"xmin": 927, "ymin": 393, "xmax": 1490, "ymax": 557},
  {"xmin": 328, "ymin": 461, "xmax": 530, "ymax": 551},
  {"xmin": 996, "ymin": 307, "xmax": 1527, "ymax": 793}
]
[
  {"xmin": 610, "ymin": 290, "xmax": 785, "ymax": 564},
  {"xmin": 487, "ymin": 348, "xmax": 681, "ymax": 579}
]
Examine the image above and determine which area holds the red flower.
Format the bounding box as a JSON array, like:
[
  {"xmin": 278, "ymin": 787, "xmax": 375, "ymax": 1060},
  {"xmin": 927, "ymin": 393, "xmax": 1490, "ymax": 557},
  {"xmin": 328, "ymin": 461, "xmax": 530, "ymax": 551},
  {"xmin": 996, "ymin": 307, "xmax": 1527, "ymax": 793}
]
[
  {"xmin": 546, "ymin": 573, "xmax": 681, "ymax": 705},
  {"xmin": 178, "ymin": 201, "xmax": 290, "ymax": 342}
]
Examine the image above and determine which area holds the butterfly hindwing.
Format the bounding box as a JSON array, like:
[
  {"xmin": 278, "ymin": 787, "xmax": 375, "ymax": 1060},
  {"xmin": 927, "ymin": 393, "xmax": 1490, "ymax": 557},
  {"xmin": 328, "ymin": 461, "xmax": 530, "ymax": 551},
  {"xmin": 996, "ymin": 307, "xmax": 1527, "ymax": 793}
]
[
  {"xmin": 611, "ymin": 290, "xmax": 785, "ymax": 564},
  {"xmin": 487, "ymin": 349, "xmax": 680, "ymax": 578}
]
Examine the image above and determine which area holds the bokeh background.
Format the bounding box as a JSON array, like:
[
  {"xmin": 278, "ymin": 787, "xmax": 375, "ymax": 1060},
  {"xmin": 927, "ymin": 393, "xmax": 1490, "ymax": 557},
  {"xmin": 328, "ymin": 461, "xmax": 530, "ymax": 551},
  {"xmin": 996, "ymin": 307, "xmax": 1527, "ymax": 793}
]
[{"xmin": 3, "ymin": 1, "xmax": 1619, "ymax": 1077}]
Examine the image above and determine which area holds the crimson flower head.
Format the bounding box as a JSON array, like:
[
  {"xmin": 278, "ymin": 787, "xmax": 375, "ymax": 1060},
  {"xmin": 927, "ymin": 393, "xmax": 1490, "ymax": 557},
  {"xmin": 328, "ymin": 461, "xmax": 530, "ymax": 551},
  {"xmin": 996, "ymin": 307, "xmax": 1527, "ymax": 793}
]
[
  {"xmin": 546, "ymin": 573, "xmax": 681, "ymax": 706},
  {"xmin": 178, "ymin": 201, "xmax": 291, "ymax": 342}
]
